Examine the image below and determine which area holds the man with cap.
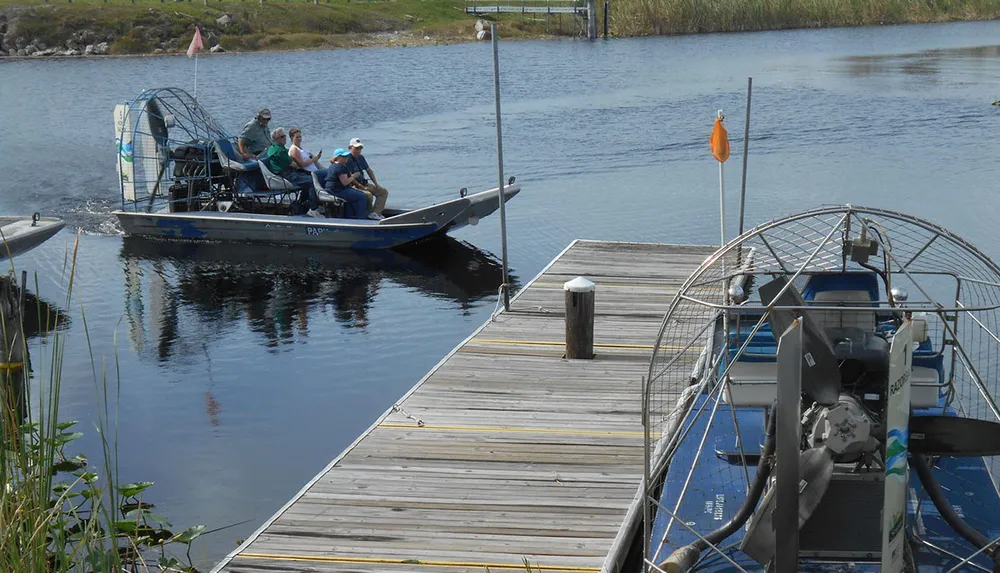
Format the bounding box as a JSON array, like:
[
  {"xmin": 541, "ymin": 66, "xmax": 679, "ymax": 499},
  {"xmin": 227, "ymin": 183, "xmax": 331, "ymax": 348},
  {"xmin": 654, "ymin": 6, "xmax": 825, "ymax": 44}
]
[
  {"xmin": 326, "ymin": 149, "xmax": 370, "ymax": 219},
  {"xmin": 237, "ymin": 108, "xmax": 273, "ymax": 161},
  {"xmin": 345, "ymin": 137, "xmax": 389, "ymax": 219}
]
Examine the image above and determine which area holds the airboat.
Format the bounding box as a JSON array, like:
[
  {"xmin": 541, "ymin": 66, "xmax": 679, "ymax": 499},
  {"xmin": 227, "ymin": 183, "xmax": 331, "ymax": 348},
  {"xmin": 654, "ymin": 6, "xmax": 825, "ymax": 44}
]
[
  {"xmin": 0, "ymin": 214, "xmax": 65, "ymax": 260},
  {"xmin": 112, "ymin": 88, "xmax": 520, "ymax": 249},
  {"xmin": 643, "ymin": 205, "xmax": 1000, "ymax": 573}
]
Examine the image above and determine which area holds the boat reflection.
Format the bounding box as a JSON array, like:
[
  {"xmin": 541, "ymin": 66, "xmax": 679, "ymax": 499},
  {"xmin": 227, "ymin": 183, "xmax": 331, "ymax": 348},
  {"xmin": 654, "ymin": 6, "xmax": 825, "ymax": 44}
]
[
  {"xmin": 119, "ymin": 236, "xmax": 516, "ymax": 360},
  {"xmin": 23, "ymin": 290, "xmax": 67, "ymax": 340}
]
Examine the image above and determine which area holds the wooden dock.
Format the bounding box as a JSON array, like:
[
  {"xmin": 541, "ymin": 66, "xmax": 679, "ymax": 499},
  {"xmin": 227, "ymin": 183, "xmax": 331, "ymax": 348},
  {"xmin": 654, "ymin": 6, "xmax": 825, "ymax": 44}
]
[{"xmin": 212, "ymin": 240, "xmax": 716, "ymax": 573}]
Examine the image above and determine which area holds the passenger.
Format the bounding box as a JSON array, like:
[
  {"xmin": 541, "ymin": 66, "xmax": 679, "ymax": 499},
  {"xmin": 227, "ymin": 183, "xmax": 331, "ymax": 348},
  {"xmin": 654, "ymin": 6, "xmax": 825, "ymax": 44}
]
[
  {"xmin": 345, "ymin": 137, "xmax": 389, "ymax": 219},
  {"xmin": 237, "ymin": 108, "xmax": 273, "ymax": 161},
  {"xmin": 288, "ymin": 128, "xmax": 323, "ymax": 172},
  {"xmin": 264, "ymin": 127, "xmax": 322, "ymax": 218},
  {"xmin": 326, "ymin": 149, "xmax": 370, "ymax": 220}
]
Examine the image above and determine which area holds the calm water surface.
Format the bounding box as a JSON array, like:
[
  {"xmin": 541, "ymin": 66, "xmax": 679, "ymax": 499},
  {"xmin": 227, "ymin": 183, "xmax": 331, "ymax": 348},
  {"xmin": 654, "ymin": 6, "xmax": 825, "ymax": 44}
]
[{"xmin": 3, "ymin": 20, "xmax": 1000, "ymax": 567}]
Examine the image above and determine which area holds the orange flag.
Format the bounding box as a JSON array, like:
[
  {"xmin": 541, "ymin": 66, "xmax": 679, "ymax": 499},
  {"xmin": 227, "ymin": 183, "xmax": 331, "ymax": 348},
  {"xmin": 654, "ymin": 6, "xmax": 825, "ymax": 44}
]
[
  {"xmin": 187, "ymin": 26, "xmax": 204, "ymax": 58},
  {"xmin": 710, "ymin": 116, "xmax": 730, "ymax": 163}
]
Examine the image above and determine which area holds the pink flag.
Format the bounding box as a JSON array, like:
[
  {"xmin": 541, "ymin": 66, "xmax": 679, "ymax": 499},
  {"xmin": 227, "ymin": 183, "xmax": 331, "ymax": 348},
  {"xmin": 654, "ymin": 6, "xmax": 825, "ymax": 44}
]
[{"xmin": 186, "ymin": 26, "xmax": 204, "ymax": 58}]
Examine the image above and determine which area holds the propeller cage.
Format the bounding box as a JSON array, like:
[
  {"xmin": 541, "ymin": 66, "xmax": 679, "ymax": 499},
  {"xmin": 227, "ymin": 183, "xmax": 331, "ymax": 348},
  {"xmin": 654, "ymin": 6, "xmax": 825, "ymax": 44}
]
[{"xmin": 642, "ymin": 205, "xmax": 1000, "ymax": 572}]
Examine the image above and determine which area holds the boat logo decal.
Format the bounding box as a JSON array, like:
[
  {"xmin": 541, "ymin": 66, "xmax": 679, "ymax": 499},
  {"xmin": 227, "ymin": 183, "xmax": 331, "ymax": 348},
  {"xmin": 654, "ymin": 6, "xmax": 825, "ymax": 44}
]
[{"xmin": 885, "ymin": 428, "xmax": 908, "ymax": 478}]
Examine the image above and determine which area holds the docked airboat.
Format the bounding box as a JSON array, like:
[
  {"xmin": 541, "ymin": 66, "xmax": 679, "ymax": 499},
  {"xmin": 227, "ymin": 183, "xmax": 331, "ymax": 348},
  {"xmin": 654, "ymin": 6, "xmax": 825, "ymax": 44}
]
[
  {"xmin": 643, "ymin": 205, "xmax": 1000, "ymax": 572},
  {"xmin": 112, "ymin": 88, "xmax": 519, "ymax": 249}
]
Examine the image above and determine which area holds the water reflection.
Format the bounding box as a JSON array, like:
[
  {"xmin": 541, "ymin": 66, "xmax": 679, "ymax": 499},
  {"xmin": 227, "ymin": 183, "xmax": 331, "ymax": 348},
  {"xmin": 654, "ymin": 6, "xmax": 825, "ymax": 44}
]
[
  {"xmin": 838, "ymin": 44, "xmax": 1000, "ymax": 78},
  {"xmin": 23, "ymin": 290, "xmax": 67, "ymax": 340},
  {"xmin": 119, "ymin": 237, "xmax": 516, "ymax": 359}
]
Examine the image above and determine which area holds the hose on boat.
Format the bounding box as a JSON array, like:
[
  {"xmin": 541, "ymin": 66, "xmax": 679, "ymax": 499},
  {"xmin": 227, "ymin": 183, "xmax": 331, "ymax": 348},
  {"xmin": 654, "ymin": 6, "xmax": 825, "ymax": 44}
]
[
  {"xmin": 911, "ymin": 453, "xmax": 1000, "ymax": 573},
  {"xmin": 661, "ymin": 408, "xmax": 777, "ymax": 573}
]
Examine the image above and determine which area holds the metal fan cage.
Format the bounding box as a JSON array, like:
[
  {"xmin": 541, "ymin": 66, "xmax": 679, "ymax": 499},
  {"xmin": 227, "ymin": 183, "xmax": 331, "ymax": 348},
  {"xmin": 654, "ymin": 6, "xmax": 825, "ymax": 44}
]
[
  {"xmin": 114, "ymin": 87, "xmax": 230, "ymax": 212},
  {"xmin": 641, "ymin": 205, "xmax": 1000, "ymax": 571}
]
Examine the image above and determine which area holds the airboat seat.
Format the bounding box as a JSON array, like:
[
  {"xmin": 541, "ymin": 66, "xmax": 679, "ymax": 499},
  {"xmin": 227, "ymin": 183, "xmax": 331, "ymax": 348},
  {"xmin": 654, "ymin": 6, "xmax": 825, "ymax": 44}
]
[
  {"xmin": 312, "ymin": 170, "xmax": 345, "ymax": 205},
  {"xmin": 804, "ymin": 273, "xmax": 879, "ymax": 331},
  {"xmin": 214, "ymin": 139, "xmax": 258, "ymax": 172},
  {"xmin": 724, "ymin": 361, "xmax": 942, "ymax": 407},
  {"xmin": 257, "ymin": 160, "xmax": 298, "ymax": 192}
]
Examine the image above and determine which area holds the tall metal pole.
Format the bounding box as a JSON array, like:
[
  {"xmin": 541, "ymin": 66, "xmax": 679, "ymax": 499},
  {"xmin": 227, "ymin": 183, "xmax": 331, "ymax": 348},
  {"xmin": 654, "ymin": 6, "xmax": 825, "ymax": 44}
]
[
  {"xmin": 491, "ymin": 23, "xmax": 511, "ymax": 311},
  {"xmin": 717, "ymin": 110, "xmax": 726, "ymax": 248},
  {"xmin": 737, "ymin": 77, "xmax": 752, "ymax": 236}
]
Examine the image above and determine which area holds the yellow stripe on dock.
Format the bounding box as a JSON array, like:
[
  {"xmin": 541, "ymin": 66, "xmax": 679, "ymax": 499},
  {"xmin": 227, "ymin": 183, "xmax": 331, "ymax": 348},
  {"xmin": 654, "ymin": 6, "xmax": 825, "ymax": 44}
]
[
  {"xmin": 471, "ymin": 338, "xmax": 699, "ymax": 351},
  {"xmin": 238, "ymin": 553, "xmax": 602, "ymax": 571},
  {"xmin": 533, "ymin": 281, "xmax": 681, "ymax": 290},
  {"xmin": 379, "ymin": 423, "xmax": 646, "ymax": 437}
]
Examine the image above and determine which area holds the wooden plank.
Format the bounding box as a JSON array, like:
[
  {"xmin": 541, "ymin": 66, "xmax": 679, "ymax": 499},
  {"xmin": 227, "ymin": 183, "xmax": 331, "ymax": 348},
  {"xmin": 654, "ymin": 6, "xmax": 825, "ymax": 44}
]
[{"xmin": 213, "ymin": 242, "xmax": 713, "ymax": 573}]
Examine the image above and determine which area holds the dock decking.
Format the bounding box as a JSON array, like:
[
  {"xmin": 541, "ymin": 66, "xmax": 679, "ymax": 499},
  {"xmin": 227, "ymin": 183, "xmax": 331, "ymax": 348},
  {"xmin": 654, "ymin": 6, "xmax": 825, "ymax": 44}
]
[{"xmin": 213, "ymin": 240, "xmax": 716, "ymax": 573}]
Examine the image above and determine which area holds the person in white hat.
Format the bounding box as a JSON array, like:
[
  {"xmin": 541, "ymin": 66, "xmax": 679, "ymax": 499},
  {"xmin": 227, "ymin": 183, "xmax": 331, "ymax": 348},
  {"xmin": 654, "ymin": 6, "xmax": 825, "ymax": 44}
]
[
  {"xmin": 237, "ymin": 108, "xmax": 273, "ymax": 161},
  {"xmin": 345, "ymin": 137, "xmax": 389, "ymax": 219}
]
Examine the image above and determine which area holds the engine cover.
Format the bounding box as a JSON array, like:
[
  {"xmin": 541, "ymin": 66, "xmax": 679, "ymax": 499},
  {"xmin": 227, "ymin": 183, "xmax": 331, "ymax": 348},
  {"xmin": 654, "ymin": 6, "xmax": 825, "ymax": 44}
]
[{"xmin": 807, "ymin": 395, "xmax": 873, "ymax": 456}]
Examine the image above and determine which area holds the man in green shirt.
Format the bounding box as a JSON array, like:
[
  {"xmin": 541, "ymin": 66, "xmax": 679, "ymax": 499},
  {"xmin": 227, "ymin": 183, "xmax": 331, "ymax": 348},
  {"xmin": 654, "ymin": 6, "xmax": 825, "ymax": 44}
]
[
  {"xmin": 237, "ymin": 108, "xmax": 273, "ymax": 160},
  {"xmin": 263, "ymin": 127, "xmax": 321, "ymax": 217}
]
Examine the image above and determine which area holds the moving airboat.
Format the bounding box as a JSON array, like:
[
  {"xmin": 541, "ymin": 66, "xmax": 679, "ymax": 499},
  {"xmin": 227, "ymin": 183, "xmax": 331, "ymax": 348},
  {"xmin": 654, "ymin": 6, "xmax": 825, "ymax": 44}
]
[
  {"xmin": 112, "ymin": 88, "xmax": 519, "ymax": 250},
  {"xmin": 0, "ymin": 214, "xmax": 65, "ymax": 260},
  {"xmin": 642, "ymin": 205, "xmax": 1000, "ymax": 572}
]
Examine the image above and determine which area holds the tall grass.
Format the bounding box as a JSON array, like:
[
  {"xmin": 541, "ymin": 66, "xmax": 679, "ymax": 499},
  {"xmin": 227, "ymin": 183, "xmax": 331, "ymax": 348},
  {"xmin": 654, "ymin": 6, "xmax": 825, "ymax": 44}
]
[
  {"xmin": 612, "ymin": 0, "xmax": 1000, "ymax": 36},
  {"xmin": 0, "ymin": 233, "xmax": 205, "ymax": 573}
]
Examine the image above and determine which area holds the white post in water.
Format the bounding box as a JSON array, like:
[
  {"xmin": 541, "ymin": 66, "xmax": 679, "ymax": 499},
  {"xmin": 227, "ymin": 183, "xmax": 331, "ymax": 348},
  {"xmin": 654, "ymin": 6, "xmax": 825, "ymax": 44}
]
[{"xmin": 491, "ymin": 23, "xmax": 511, "ymax": 311}]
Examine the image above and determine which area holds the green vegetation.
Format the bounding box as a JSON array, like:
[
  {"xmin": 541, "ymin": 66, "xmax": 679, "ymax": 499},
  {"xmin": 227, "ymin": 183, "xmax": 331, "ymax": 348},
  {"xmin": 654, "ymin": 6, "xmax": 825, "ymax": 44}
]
[
  {"xmin": 0, "ymin": 0, "xmax": 570, "ymax": 56},
  {"xmin": 612, "ymin": 0, "xmax": 1000, "ymax": 36},
  {"xmin": 0, "ymin": 235, "xmax": 206, "ymax": 572},
  {"xmin": 5, "ymin": 0, "xmax": 997, "ymax": 57}
]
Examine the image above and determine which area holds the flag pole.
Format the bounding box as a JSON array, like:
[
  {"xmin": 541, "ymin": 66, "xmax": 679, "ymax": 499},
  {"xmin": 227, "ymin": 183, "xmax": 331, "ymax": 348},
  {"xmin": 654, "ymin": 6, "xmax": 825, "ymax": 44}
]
[
  {"xmin": 194, "ymin": 52, "xmax": 198, "ymax": 100},
  {"xmin": 187, "ymin": 26, "xmax": 204, "ymax": 100},
  {"xmin": 737, "ymin": 78, "xmax": 752, "ymax": 237},
  {"xmin": 717, "ymin": 109, "xmax": 725, "ymax": 247},
  {"xmin": 491, "ymin": 22, "xmax": 510, "ymax": 312}
]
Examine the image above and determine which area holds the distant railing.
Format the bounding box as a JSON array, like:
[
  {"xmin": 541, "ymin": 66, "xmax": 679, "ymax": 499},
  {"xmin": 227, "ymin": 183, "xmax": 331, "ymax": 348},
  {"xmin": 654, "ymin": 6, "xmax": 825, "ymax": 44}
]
[{"xmin": 465, "ymin": 0, "xmax": 587, "ymax": 16}]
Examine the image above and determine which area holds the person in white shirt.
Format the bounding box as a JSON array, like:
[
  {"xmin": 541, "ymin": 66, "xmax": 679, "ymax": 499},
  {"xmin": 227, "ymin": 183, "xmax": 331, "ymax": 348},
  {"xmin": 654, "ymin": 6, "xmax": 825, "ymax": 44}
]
[{"xmin": 288, "ymin": 128, "xmax": 323, "ymax": 172}]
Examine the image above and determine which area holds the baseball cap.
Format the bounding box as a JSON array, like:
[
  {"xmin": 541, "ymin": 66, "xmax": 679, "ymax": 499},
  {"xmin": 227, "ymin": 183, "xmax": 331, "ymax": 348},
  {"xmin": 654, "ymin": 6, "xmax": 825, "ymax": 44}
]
[
  {"xmin": 258, "ymin": 108, "xmax": 272, "ymax": 119},
  {"xmin": 349, "ymin": 137, "xmax": 363, "ymax": 148},
  {"xmin": 333, "ymin": 148, "xmax": 351, "ymax": 157}
]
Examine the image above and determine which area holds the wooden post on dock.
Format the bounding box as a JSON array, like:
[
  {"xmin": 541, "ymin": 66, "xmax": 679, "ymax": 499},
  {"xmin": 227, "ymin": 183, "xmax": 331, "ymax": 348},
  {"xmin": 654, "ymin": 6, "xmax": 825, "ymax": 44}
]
[
  {"xmin": 586, "ymin": 0, "xmax": 597, "ymax": 40},
  {"xmin": 564, "ymin": 277, "xmax": 595, "ymax": 359},
  {"xmin": 0, "ymin": 274, "xmax": 27, "ymax": 438}
]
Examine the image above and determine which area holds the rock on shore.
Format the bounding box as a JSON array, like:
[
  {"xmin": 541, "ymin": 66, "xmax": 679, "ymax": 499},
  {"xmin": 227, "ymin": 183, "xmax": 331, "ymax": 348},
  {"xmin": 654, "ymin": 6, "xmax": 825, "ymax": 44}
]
[{"xmin": 0, "ymin": 6, "xmax": 224, "ymax": 58}]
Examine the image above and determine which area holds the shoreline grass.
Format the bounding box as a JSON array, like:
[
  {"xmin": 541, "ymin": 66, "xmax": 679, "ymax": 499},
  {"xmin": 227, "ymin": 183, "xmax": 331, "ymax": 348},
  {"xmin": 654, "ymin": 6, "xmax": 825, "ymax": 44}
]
[
  {"xmin": 0, "ymin": 234, "xmax": 207, "ymax": 573},
  {"xmin": 612, "ymin": 0, "xmax": 1000, "ymax": 36}
]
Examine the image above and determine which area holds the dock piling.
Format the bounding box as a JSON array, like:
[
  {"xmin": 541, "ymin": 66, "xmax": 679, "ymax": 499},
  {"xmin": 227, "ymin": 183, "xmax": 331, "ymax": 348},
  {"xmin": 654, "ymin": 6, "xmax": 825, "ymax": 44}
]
[
  {"xmin": 603, "ymin": 1, "xmax": 608, "ymax": 37},
  {"xmin": 564, "ymin": 276, "xmax": 595, "ymax": 359},
  {"xmin": 586, "ymin": 0, "xmax": 597, "ymax": 39}
]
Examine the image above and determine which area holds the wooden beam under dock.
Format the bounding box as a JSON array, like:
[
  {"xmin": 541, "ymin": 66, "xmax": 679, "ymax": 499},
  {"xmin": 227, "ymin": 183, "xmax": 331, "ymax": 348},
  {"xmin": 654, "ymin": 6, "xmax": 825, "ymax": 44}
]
[{"xmin": 212, "ymin": 240, "xmax": 716, "ymax": 573}]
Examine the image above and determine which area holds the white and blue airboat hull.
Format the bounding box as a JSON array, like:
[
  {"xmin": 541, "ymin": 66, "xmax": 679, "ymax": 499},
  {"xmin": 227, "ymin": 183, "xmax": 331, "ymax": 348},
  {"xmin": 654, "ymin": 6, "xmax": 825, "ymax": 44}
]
[
  {"xmin": 115, "ymin": 184, "xmax": 519, "ymax": 250},
  {"xmin": 0, "ymin": 216, "xmax": 65, "ymax": 260}
]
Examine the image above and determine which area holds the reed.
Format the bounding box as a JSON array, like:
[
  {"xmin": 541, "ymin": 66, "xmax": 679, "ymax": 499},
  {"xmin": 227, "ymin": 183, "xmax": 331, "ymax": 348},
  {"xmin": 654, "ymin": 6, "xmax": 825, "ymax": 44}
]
[
  {"xmin": 0, "ymin": 232, "xmax": 205, "ymax": 573},
  {"xmin": 611, "ymin": 0, "xmax": 1000, "ymax": 36}
]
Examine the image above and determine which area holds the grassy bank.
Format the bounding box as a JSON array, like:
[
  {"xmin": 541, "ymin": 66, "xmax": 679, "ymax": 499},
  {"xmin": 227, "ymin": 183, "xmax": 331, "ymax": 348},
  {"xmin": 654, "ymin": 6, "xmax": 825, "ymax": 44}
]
[
  {"xmin": 0, "ymin": 0, "xmax": 568, "ymax": 56},
  {"xmin": 1, "ymin": 0, "xmax": 999, "ymax": 56},
  {"xmin": 612, "ymin": 0, "xmax": 1000, "ymax": 36}
]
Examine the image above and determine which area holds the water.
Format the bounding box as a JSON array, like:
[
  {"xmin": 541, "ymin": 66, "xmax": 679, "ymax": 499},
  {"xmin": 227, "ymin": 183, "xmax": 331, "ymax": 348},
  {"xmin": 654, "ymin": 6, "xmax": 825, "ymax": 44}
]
[{"xmin": 3, "ymin": 20, "xmax": 1000, "ymax": 568}]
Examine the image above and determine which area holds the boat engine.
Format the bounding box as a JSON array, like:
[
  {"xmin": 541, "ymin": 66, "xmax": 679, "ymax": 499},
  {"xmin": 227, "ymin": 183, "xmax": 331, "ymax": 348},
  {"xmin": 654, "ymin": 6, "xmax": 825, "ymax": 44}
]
[{"xmin": 802, "ymin": 326, "xmax": 889, "ymax": 463}]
